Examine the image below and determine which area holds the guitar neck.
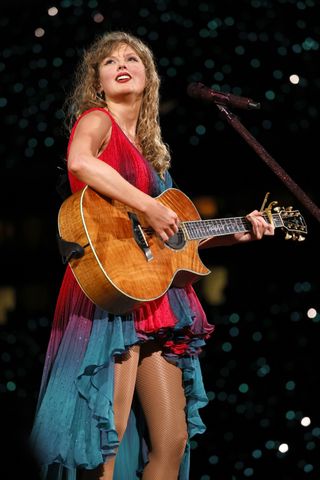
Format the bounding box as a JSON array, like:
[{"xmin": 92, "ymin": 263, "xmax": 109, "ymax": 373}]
[{"xmin": 182, "ymin": 213, "xmax": 283, "ymax": 240}]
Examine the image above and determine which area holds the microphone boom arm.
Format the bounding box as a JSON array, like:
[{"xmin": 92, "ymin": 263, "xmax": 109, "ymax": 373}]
[{"xmin": 215, "ymin": 104, "xmax": 320, "ymax": 224}]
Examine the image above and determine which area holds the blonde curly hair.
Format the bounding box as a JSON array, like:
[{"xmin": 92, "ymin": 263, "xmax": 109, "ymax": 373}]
[{"xmin": 64, "ymin": 31, "xmax": 171, "ymax": 176}]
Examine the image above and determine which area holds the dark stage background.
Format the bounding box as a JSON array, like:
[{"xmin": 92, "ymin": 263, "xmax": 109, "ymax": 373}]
[{"xmin": 1, "ymin": 0, "xmax": 319, "ymax": 479}]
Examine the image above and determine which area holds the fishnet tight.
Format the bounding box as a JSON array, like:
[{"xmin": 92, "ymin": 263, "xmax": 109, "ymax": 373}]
[
  {"xmin": 136, "ymin": 341, "xmax": 188, "ymax": 480},
  {"xmin": 80, "ymin": 341, "xmax": 188, "ymax": 480}
]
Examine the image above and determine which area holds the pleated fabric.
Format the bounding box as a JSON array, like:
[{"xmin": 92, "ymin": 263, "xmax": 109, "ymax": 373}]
[{"xmin": 30, "ymin": 108, "xmax": 215, "ymax": 479}]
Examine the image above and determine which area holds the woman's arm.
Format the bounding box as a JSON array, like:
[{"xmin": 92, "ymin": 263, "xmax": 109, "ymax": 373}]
[
  {"xmin": 199, "ymin": 209, "xmax": 275, "ymax": 249},
  {"xmin": 67, "ymin": 110, "xmax": 179, "ymax": 241}
]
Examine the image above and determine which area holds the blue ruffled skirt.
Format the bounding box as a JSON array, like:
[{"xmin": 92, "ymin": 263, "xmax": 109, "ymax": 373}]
[{"xmin": 30, "ymin": 286, "xmax": 212, "ymax": 480}]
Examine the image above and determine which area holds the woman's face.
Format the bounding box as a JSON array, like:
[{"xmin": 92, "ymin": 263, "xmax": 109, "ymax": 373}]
[{"xmin": 99, "ymin": 43, "xmax": 146, "ymax": 100}]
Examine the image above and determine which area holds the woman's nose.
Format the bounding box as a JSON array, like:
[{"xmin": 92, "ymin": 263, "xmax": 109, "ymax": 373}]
[{"xmin": 117, "ymin": 62, "xmax": 127, "ymax": 70}]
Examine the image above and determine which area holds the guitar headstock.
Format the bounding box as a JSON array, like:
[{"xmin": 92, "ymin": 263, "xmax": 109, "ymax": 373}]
[{"xmin": 274, "ymin": 206, "xmax": 308, "ymax": 241}]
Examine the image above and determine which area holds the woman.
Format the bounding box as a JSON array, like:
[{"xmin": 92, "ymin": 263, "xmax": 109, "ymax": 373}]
[{"xmin": 30, "ymin": 31, "xmax": 274, "ymax": 480}]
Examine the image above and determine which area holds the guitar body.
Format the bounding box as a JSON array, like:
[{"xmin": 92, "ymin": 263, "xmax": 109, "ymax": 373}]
[{"xmin": 58, "ymin": 187, "xmax": 210, "ymax": 314}]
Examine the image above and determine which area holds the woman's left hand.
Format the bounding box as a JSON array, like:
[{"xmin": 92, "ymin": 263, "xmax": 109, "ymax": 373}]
[{"xmin": 234, "ymin": 209, "xmax": 275, "ymax": 243}]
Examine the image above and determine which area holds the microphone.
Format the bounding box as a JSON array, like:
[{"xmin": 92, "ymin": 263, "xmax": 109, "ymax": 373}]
[{"xmin": 187, "ymin": 82, "xmax": 261, "ymax": 110}]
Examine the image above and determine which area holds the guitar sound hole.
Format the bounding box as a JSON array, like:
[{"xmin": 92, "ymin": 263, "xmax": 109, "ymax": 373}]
[{"xmin": 165, "ymin": 228, "xmax": 186, "ymax": 250}]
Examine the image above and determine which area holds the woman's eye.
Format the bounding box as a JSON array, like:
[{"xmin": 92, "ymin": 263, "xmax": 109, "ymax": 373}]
[{"xmin": 103, "ymin": 56, "xmax": 139, "ymax": 65}]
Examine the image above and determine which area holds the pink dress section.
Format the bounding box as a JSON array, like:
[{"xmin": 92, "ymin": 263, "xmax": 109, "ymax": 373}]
[{"xmin": 67, "ymin": 107, "xmax": 194, "ymax": 334}]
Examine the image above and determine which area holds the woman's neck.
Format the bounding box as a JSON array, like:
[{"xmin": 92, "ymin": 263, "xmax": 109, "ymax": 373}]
[{"xmin": 107, "ymin": 100, "xmax": 141, "ymax": 140}]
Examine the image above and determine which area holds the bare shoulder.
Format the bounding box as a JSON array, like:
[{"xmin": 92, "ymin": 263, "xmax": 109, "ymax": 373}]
[
  {"xmin": 70, "ymin": 109, "xmax": 112, "ymax": 156},
  {"xmin": 74, "ymin": 109, "xmax": 112, "ymax": 137}
]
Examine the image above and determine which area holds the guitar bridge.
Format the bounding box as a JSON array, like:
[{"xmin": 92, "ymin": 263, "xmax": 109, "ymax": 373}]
[{"xmin": 128, "ymin": 212, "xmax": 153, "ymax": 261}]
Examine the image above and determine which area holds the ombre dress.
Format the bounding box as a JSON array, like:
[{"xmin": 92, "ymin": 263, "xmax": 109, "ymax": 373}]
[{"xmin": 30, "ymin": 108, "xmax": 215, "ymax": 480}]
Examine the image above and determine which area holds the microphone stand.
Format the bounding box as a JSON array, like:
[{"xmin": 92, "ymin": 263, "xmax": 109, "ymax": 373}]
[{"xmin": 215, "ymin": 104, "xmax": 320, "ymax": 224}]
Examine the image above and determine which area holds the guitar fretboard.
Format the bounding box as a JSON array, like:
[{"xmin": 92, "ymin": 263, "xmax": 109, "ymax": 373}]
[{"xmin": 183, "ymin": 214, "xmax": 283, "ymax": 240}]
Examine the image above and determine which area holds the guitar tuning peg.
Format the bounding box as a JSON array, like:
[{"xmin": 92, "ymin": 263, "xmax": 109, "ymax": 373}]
[
  {"xmin": 298, "ymin": 235, "xmax": 305, "ymax": 242},
  {"xmin": 274, "ymin": 206, "xmax": 281, "ymax": 212},
  {"xmin": 285, "ymin": 232, "xmax": 292, "ymax": 240},
  {"xmin": 286, "ymin": 206, "xmax": 293, "ymax": 211}
]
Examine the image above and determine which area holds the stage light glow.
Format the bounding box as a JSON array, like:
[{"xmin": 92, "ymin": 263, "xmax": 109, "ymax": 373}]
[
  {"xmin": 0, "ymin": 288, "xmax": 16, "ymax": 324},
  {"xmin": 289, "ymin": 74, "xmax": 300, "ymax": 84},
  {"xmin": 307, "ymin": 307, "xmax": 317, "ymax": 318},
  {"xmin": 285, "ymin": 381, "xmax": 296, "ymax": 391},
  {"xmin": 48, "ymin": 7, "xmax": 58, "ymax": 16},
  {"xmin": 6, "ymin": 381, "xmax": 16, "ymax": 391},
  {"xmin": 34, "ymin": 28, "xmax": 45, "ymax": 38},
  {"xmin": 278, "ymin": 443, "xmax": 289, "ymax": 453},
  {"xmin": 93, "ymin": 13, "xmax": 104, "ymax": 23},
  {"xmin": 301, "ymin": 416, "xmax": 311, "ymax": 427}
]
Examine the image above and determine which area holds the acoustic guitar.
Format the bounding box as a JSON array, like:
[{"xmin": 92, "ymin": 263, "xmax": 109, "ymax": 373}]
[{"xmin": 57, "ymin": 186, "xmax": 307, "ymax": 314}]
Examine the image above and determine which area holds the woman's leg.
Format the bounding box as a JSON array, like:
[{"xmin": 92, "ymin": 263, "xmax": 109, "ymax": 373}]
[
  {"xmin": 80, "ymin": 344, "xmax": 140, "ymax": 480},
  {"xmin": 136, "ymin": 341, "xmax": 188, "ymax": 480}
]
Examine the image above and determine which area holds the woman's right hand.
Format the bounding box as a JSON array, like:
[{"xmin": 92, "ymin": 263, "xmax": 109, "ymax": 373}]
[{"xmin": 143, "ymin": 198, "xmax": 179, "ymax": 242}]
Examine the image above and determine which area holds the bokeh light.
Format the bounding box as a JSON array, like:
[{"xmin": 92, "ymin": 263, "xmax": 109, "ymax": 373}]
[{"xmin": 1, "ymin": 0, "xmax": 319, "ymax": 479}]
